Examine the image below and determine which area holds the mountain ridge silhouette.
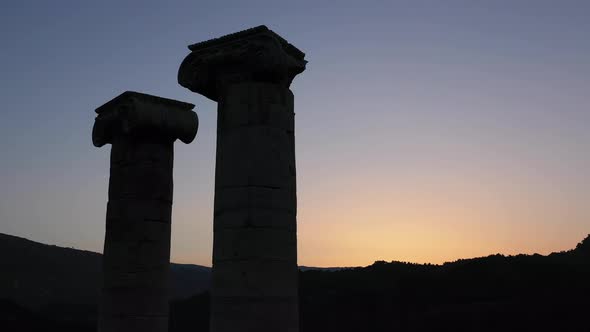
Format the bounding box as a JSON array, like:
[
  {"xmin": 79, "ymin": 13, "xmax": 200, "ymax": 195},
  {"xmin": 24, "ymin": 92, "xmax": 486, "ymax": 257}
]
[
  {"xmin": 1, "ymin": 232, "xmax": 588, "ymax": 331},
  {"xmin": 0, "ymin": 232, "xmax": 211, "ymax": 325}
]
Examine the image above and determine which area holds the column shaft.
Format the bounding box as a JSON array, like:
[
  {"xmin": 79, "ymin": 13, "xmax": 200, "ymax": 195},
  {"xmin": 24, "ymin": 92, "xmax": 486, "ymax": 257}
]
[
  {"xmin": 211, "ymin": 82, "xmax": 298, "ymax": 332},
  {"xmin": 99, "ymin": 136, "xmax": 174, "ymax": 332},
  {"xmin": 177, "ymin": 25, "xmax": 306, "ymax": 332}
]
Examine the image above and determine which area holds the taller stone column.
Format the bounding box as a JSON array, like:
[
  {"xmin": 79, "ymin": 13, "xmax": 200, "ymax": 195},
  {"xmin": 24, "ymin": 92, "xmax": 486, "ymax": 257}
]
[
  {"xmin": 178, "ymin": 26, "xmax": 307, "ymax": 332},
  {"xmin": 92, "ymin": 91, "xmax": 199, "ymax": 332}
]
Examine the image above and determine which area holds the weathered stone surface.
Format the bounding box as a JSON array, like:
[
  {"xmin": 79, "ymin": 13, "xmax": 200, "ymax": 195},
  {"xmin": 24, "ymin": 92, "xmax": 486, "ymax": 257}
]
[
  {"xmin": 102, "ymin": 266, "xmax": 170, "ymax": 290},
  {"xmin": 99, "ymin": 315, "xmax": 169, "ymax": 332},
  {"xmin": 212, "ymin": 259, "xmax": 298, "ymax": 297},
  {"xmin": 213, "ymin": 227, "xmax": 296, "ymax": 262},
  {"xmin": 110, "ymin": 139, "xmax": 174, "ymax": 168},
  {"xmin": 224, "ymin": 81, "xmax": 294, "ymax": 106},
  {"xmin": 214, "ymin": 185, "xmax": 296, "ymax": 214},
  {"xmin": 218, "ymin": 83, "xmax": 295, "ymax": 131},
  {"xmin": 210, "ymin": 295, "xmax": 299, "ymax": 332},
  {"xmin": 178, "ymin": 26, "xmax": 306, "ymax": 102},
  {"xmin": 106, "ymin": 199, "xmax": 172, "ymax": 224},
  {"xmin": 94, "ymin": 91, "xmax": 198, "ymax": 332},
  {"xmin": 108, "ymin": 163, "xmax": 173, "ymax": 202},
  {"xmin": 179, "ymin": 26, "xmax": 305, "ymax": 332},
  {"xmin": 93, "ymin": 91, "xmax": 198, "ymax": 147},
  {"xmin": 214, "ymin": 209, "xmax": 296, "ymax": 231},
  {"xmin": 102, "ymin": 221, "xmax": 171, "ymax": 271},
  {"xmin": 215, "ymin": 127, "xmax": 295, "ymax": 188},
  {"xmin": 100, "ymin": 286, "xmax": 170, "ymax": 314}
]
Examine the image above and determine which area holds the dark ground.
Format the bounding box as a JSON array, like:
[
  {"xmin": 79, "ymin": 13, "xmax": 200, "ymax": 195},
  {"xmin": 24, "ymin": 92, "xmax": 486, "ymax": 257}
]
[{"xmin": 1, "ymin": 233, "xmax": 589, "ymax": 332}]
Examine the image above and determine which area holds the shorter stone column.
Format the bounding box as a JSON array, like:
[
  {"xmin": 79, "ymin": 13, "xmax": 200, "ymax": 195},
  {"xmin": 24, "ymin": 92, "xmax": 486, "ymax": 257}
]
[{"xmin": 92, "ymin": 91, "xmax": 198, "ymax": 332}]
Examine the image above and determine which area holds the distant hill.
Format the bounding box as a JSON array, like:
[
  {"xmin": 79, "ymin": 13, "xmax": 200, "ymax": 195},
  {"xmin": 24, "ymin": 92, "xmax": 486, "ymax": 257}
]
[
  {"xmin": 298, "ymin": 266, "xmax": 349, "ymax": 272},
  {"xmin": 574, "ymin": 234, "xmax": 590, "ymax": 256},
  {"xmin": 173, "ymin": 234, "xmax": 590, "ymax": 332},
  {"xmin": 0, "ymin": 232, "xmax": 210, "ymax": 325},
  {"xmin": 297, "ymin": 234, "xmax": 590, "ymax": 332},
  {"xmin": 1, "ymin": 232, "xmax": 588, "ymax": 332}
]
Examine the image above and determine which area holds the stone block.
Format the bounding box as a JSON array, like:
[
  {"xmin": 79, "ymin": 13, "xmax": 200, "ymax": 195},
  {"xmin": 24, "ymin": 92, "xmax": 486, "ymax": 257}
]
[
  {"xmin": 102, "ymin": 265, "xmax": 169, "ymax": 290},
  {"xmin": 215, "ymin": 126, "xmax": 295, "ymax": 188},
  {"xmin": 103, "ymin": 220, "xmax": 171, "ymax": 271},
  {"xmin": 267, "ymin": 103, "xmax": 294, "ymax": 131},
  {"xmin": 110, "ymin": 140, "xmax": 173, "ymax": 168},
  {"xmin": 256, "ymin": 82, "xmax": 291, "ymax": 105},
  {"xmin": 218, "ymin": 101, "xmax": 294, "ymax": 131},
  {"xmin": 224, "ymin": 82, "xmax": 254, "ymax": 105},
  {"xmin": 214, "ymin": 209, "xmax": 296, "ymax": 231},
  {"xmin": 210, "ymin": 295, "xmax": 298, "ymax": 332},
  {"xmin": 100, "ymin": 286, "xmax": 168, "ymax": 316},
  {"xmin": 213, "ymin": 228, "xmax": 296, "ymax": 262},
  {"xmin": 212, "ymin": 259, "xmax": 297, "ymax": 297},
  {"xmin": 214, "ymin": 186, "xmax": 296, "ymax": 214},
  {"xmin": 108, "ymin": 164, "xmax": 173, "ymax": 201},
  {"xmin": 219, "ymin": 82, "xmax": 294, "ymax": 129},
  {"xmin": 106, "ymin": 199, "xmax": 172, "ymax": 224},
  {"xmin": 225, "ymin": 82, "xmax": 287, "ymax": 106},
  {"xmin": 217, "ymin": 101, "xmax": 250, "ymax": 129},
  {"xmin": 99, "ymin": 315, "xmax": 169, "ymax": 332}
]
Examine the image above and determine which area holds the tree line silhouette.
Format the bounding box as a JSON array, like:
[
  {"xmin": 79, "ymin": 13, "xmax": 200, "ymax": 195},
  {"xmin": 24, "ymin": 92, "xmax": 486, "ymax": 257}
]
[
  {"xmin": 173, "ymin": 235, "xmax": 590, "ymax": 332},
  {"xmin": 2, "ymin": 234, "xmax": 589, "ymax": 331}
]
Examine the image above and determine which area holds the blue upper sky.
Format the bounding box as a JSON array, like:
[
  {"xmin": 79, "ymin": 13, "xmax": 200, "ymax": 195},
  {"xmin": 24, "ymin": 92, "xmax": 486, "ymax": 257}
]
[{"xmin": 1, "ymin": 0, "xmax": 588, "ymax": 266}]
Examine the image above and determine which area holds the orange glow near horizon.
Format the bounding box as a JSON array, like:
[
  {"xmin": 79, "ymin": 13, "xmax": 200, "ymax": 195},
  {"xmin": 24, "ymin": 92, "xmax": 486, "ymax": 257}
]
[
  {"xmin": 2, "ymin": 1, "xmax": 589, "ymax": 271},
  {"xmin": 291, "ymin": 163, "xmax": 589, "ymax": 267},
  {"xmin": 168, "ymin": 162, "xmax": 589, "ymax": 268}
]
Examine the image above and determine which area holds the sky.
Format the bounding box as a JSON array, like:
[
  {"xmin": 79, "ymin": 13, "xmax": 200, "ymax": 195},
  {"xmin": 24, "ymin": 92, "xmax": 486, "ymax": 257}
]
[{"xmin": 0, "ymin": 0, "xmax": 588, "ymax": 267}]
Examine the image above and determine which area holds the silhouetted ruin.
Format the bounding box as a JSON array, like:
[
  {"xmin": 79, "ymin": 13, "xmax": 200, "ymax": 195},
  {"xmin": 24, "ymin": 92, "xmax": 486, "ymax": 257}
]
[
  {"xmin": 92, "ymin": 92, "xmax": 198, "ymax": 332},
  {"xmin": 178, "ymin": 25, "xmax": 306, "ymax": 332}
]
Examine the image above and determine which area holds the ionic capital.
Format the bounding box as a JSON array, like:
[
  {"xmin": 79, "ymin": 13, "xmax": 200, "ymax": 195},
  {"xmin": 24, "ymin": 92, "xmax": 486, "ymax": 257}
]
[
  {"xmin": 178, "ymin": 25, "xmax": 307, "ymax": 102},
  {"xmin": 92, "ymin": 91, "xmax": 198, "ymax": 147}
]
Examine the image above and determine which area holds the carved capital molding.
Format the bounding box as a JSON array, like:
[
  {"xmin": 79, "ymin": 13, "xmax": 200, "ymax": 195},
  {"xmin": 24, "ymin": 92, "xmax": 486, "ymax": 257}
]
[
  {"xmin": 92, "ymin": 91, "xmax": 198, "ymax": 147},
  {"xmin": 178, "ymin": 25, "xmax": 307, "ymax": 102}
]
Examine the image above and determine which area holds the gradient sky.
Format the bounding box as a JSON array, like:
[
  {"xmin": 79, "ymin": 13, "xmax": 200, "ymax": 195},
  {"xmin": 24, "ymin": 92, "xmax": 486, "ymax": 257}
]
[{"xmin": 1, "ymin": 0, "xmax": 588, "ymax": 267}]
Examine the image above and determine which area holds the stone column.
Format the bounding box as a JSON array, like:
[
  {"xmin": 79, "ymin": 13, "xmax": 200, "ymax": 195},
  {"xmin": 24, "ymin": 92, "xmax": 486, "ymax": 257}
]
[
  {"xmin": 92, "ymin": 91, "xmax": 199, "ymax": 332},
  {"xmin": 178, "ymin": 26, "xmax": 307, "ymax": 332}
]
